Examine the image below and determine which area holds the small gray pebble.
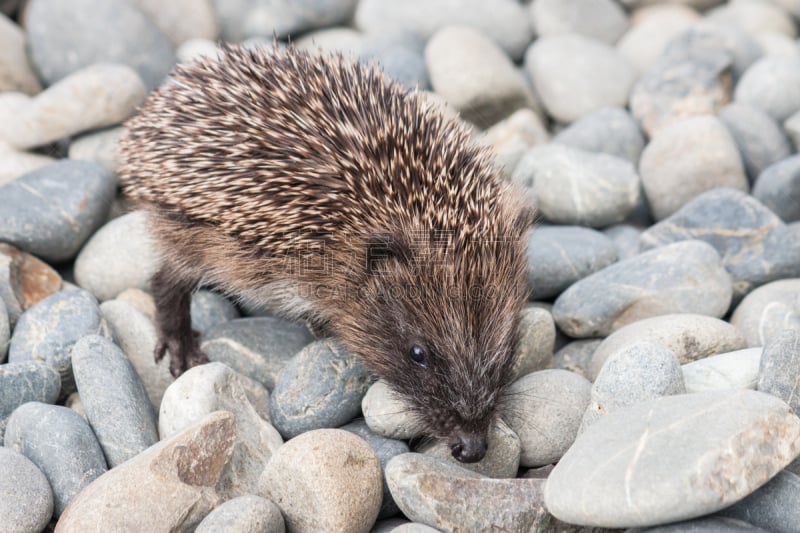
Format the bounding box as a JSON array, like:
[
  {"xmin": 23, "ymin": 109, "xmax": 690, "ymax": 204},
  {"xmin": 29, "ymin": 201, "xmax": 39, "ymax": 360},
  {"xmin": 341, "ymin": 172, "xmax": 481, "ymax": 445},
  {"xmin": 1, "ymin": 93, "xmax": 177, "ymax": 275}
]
[
  {"xmin": 0, "ymin": 447, "xmax": 54, "ymax": 533},
  {"xmin": 552, "ymin": 339, "xmax": 602, "ymax": 379},
  {"xmin": 602, "ymin": 224, "xmax": 643, "ymax": 261},
  {"xmin": 0, "ymin": 361, "xmax": 60, "ymax": 439},
  {"xmin": 752, "ymin": 155, "xmax": 800, "ymax": 223},
  {"xmin": 735, "ymin": 55, "xmax": 800, "ymax": 122},
  {"xmin": 195, "ymin": 495, "xmax": 285, "ymax": 533},
  {"xmin": 553, "ymin": 107, "xmax": 644, "ymax": 164},
  {"xmin": 757, "ymin": 329, "xmax": 800, "ymax": 415},
  {"xmin": 191, "ymin": 290, "xmax": 240, "ymax": 334}
]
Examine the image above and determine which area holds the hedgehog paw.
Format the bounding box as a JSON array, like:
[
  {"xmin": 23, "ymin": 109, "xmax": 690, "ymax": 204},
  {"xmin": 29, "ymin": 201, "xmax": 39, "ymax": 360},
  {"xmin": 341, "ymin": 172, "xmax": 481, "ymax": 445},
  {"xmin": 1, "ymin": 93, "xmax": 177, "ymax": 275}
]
[{"xmin": 154, "ymin": 337, "xmax": 209, "ymax": 378}]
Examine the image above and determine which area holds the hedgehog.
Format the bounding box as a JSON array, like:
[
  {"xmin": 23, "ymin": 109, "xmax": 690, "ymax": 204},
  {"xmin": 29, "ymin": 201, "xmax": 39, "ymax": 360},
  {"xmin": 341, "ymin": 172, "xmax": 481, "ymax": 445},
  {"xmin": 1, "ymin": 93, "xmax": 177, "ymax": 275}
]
[{"xmin": 118, "ymin": 44, "xmax": 533, "ymax": 463}]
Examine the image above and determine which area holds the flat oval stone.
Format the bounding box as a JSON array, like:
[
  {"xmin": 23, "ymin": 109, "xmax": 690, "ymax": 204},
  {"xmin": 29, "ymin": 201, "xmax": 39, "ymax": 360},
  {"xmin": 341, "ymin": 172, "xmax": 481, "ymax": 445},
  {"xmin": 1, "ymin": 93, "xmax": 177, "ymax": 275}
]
[
  {"xmin": 682, "ymin": 348, "xmax": 763, "ymax": 392},
  {"xmin": 0, "ymin": 160, "xmax": 116, "ymax": 263},
  {"xmin": 753, "ymin": 155, "xmax": 800, "ymax": 223},
  {"xmin": 5, "ymin": 402, "xmax": 107, "ymax": 516},
  {"xmin": 552, "ymin": 107, "xmax": 644, "ymax": 164},
  {"xmin": 362, "ymin": 380, "xmax": 424, "ymax": 440},
  {"xmin": 195, "ymin": 494, "xmax": 284, "ymax": 533},
  {"xmin": 720, "ymin": 103, "xmax": 792, "ymax": 184},
  {"xmin": 757, "ymin": 329, "xmax": 800, "ymax": 414},
  {"xmin": 503, "ymin": 369, "xmax": 591, "ymax": 467},
  {"xmin": 71, "ymin": 335, "xmax": 158, "ymax": 467},
  {"xmin": 0, "ymin": 361, "xmax": 60, "ymax": 437},
  {"xmin": 201, "ymin": 316, "xmax": 313, "ymax": 390},
  {"xmin": 544, "ymin": 390, "xmax": 800, "ymax": 528},
  {"xmin": 730, "ymin": 279, "xmax": 800, "ymax": 346},
  {"xmin": 553, "ymin": 241, "xmax": 732, "ymax": 338},
  {"xmin": 0, "ymin": 447, "xmax": 53, "ymax": 532},
  {"xmin": 269, "ymin": 339, "xmax": 373, "ymax": 439},
  {"xmin": 735, "ymin": 55, "xmax": 800, "ymax": 122}
]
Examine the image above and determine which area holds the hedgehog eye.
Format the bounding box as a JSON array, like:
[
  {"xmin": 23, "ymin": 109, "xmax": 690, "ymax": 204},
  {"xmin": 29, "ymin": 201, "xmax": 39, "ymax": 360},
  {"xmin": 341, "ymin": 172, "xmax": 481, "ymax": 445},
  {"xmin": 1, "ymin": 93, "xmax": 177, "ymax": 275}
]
[{"xmin": 409, "ymin": 344, "xmax": 428, "ymax": 367}]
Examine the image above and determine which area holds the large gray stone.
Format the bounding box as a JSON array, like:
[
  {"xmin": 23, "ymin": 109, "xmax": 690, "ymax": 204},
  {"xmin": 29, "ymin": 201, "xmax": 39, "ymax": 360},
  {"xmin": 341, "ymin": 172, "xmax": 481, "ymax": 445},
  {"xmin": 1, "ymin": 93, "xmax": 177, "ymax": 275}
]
[
  {"xmin": 0, "ymin": 447, "xmax": 53, "ymax": 533},
  {"xmin": 752, "ymin": 155, "xmax": 800, "ymax": 223},
  {"xmin": 552, "ymin": 107, "xmax": 644, "ymax": 164}
]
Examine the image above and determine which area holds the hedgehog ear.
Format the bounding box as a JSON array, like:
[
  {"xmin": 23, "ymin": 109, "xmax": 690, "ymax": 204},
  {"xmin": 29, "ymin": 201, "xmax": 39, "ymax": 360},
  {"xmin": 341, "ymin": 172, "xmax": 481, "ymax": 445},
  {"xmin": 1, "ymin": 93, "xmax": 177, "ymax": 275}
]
[{"xmin": 365, "ymin": 231, "xmax": 412, "ymax": 274}]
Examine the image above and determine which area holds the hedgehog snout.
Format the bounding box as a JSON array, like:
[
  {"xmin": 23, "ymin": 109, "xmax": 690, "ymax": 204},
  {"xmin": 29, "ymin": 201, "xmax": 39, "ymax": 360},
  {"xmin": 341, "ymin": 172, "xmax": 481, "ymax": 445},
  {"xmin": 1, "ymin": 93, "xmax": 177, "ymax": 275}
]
[{"xmin": 450, "ymin": 430, "xmax": 488, "ymax": 463}]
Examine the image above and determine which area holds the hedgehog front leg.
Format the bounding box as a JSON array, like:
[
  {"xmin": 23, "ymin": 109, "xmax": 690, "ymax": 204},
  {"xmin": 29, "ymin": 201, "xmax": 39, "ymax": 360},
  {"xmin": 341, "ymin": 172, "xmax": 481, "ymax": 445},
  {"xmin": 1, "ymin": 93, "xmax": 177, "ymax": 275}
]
[{"xmin": 150, "ymin": 266, "xmax": 208, "ymax": 377}]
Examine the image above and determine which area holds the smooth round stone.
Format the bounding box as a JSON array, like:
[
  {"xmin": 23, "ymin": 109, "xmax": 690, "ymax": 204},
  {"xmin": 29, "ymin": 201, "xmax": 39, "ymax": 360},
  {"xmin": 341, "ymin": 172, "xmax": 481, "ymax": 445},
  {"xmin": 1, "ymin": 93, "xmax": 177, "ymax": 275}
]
[
  {"xmin": 735, "ymin": 56, "xmax": 800, "ymax": 122},
  {"xmin": 0, "ymin": 361, "xmax": 60, "ymax": 436},
  {"xmin": 128, "ymin": 0, "xmax": 218, "ymax": 45},
  {"xmin": 295, "ymin": 27, "xmax": 365, "ymax": 56},
  {"xmin": 259, "ymin": 429, "xmax": 382, "ymax": 533},
  {"xmin": 603, "ymin": 224, "xmax": 642, "ymax": 261},
  {"xmin": 640, "ymin": 188, "xmax": 800, "ymax": 298},
  {"xmin": 195, "ymin": 495, "xmax": 284, "ymax": 533},
  {"xmin": 25, "ymin": 0, "xmax": 175, "ymax": 91},
  {"xmin": 71, "ymin": 335, "xmax": 158, "ymax": 468},
  {"xmin": 639, "ymin": 116, "xmax": 748, "ymax": 220},
  {"xmin": 757, "ymin": 329, "xmax": 800, "ymax": 414},
  {"xmin": 545, "ymin": 389, "xmax": 800, "ymax": 528},
  {"xmin": 8, "ymin": 288, "xmax": 108, "ymax": 395},
  {"xmin": 354, "ymin": 0, "xmax": 533, "ymax": 60},
  {"xmin": 581, "ymin": 342, "xmax": 684, "ymax": 431},
  {"xmin": 529, "ymin": 0, "xmax": 628, "ymax": 44},
  {"xmin": 0, "ymin": 160, "xmax": 116, "ymax": 263},
  {"xmin": 525, "ymin": 225, "xmax": 618, "ymax": 299},
  {"xmin": 361, "ymin": 40, "xmax": 428, "ymax": 91},
  {"xmin": 553, "ymin": 241, "xmax": 732, "ymax": 338},
  {"xmin": 753, "ymin": 155, "xmax": 800, "ymax": 223},
  {"xmin": 707, "ymin": 0, "xmax": 797, "ymax": 38},
  {"xmin": 269, "ymin": 339, "xmax": 372, "ymax": 439},
  {"xmin": 719, "ymin": 470, "xmax": 800, "ymax": 532},
  {"xmin": 731, "ymin": 279, "xmax": 800, "ymax": 347},
  {"xmin": 425, "ymin": 26, "xmax": 536, "ymax": 129},
  {"xmin": 362, "ymin": 380, "xmax": 424, "ymax": 440},
  {"xmin": 589, "ymin": 314, "xmax": 747, "ymax": 380},
  {"xmin": 482, "ymin": 109, "xmax": 550, "ymax": 179},
  {"xmin": 0, "ymin": 141, "xmax": 54, "ymax": 186},
  {"xmin": 617, "ymin": 5, "xmax": 702, "ymax": 73},
  {"xmin": 0, "ymin": 13, "xmax": 41, "ymax": 94},
  {"xmin": 201, "ymin": 316, "xmax": 313, "ymax": 390},
  {"xmin": 504, "ymin": 369, "xmax": 591, "ymax": 467},
  {"xmin": 720, "ymin": 103, "xmax": 792, "ymax": 184},
  {"xmin": 385, "ymin": 453, "xmax": 551, "ymax": 531},
  {"xmin": 100, "ymin": 299, "xmax": 173, "ymax": 408},
  {"xmin": 630, "ymin": 516, "xmax": 768, "ymax": 532},
  {"xmin": 524, "ymin": 33, "xmax": 636, "ymax": 123},
  {"xmin": 552, "ymin": 107, "xmax": 644, "ymax": 164},
  {"xmin": 0, "ymin": 447, "xmax": 53, "ymax": 532},
  {"xmin": 514, "ymin": 306, "xmax": 556, "ymax": 379},
  {"xmin": 552, "ymin": 339, "xmax": 602, "ymax": 379},
  {"xmin": 682, "ymin": 347, "xmax": 762, "ymax": 392},
  {"xmin": 512, "ymin": 144, "xmax": 641, "ymax": 227},
  {"xmin": 74, "ymin": 211, "xmax": 157, "ymax": 302},
  {"xmin": 5, "ymin": 402, "xmax": 107, "ymax": 516},
  {"xmin": 341, "ymin": 419, "xmax": 410, "ymax": 519},
  {"xmin": 68, "ymin": 126, "xmax": 126, "ymax": 174},
  {"xmin": 191, "ymin": 290, "xmax": 240, "ymax": 334}
]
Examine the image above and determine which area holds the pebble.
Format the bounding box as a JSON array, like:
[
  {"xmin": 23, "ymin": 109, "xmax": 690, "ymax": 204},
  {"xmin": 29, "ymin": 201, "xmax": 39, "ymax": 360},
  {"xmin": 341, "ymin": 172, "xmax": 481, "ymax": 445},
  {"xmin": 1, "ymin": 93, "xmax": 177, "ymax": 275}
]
[
  {"xmin": 0, "ymin": 301, "xmax": 7, "ymax": 361},
  {"xmin": 617, "ymin": 5, "xmax": 702, "ymax": 73},
  {"xmin": 503, "ymin": 369, "xmax": 591, "ymax": 467},
  {"xmin": 200, "ymin": 316, "xmax": 313, "ymax": 390},
  {"xmin": 74, "ymin": 210, "xmax": 157, "ymax": 302},
  {"xmin": 0, "ymin": 447, "xmax": 53, "ymax": 532},
  {"xmin": 424, "ymin": 26, "xmax": 536, "ymax": 129},
  {"xmin": 385, "ymin": 453, "xmax": 552, "ymax": 531},
  {"xmin": 100, "ymin": 299, "xmax": 173, "ymax": 408},
  {"xmin": 512, "ymin": 144, "xmax": 641, "ymax": 227},
  {"xmin": 731, "ymin": 279, "xmax": 800, "ymax": 346},
  {"xmin": 295, "ymin": 27, "xmax": 365, "ymax": 56},
  {"xmin": 116, "ymin": 287, "xmax": 156, "ymax": 322},
  {"xmin": 191, "ymin": 290, "xmax": 240, "ymax": 334},
  {"xmin": 720, "ymin": 103, "xmax": 792, "ymax": 183},
  {"xmin": 270, "ymin": 339, "xmax": 373, "ymax": 439},
  {"xmin": 354, "ymin": 0, "xmax": 533, "ymax": 60},
  {"xmin": 0, "ymin": 63, "xmax": 145, "ymax": 150},
  {"xmin": 719, "ymin": 469, "xmax": 800, "ymax": 533},
  {"xmin": 68, "ymin": 126, "xmax": 126, "ymax": 174},
  {"xmin": 524, "ymin": 33, "xmax": 636, "ymax": 123},
  {"xmin": 65, "ymin": 392, "xmax": 86, "ymax": 421},
  {"xmin": 128, "ymin": 0, "xmax": 218, "ymax": 45},
  {"xmin": 195, "ymin": 494, "xmax": 285, "ymax": 533},
  {"xmin": 581, "ymin": 342, "xmax": 685, "ymax": 431},
  {"xmin": 735, "ymin": 56, "xmax": 800, "ymax": 122},
  {"xmin": 753, "ymin": 155, "xmax": 800, "ymax": 223},
  {"xmin": 0, "ymin": 14, "xmax": 41, "ymax": 94},
  {"xmin": 359, "ymin": 32, "xmax": 429, "ymax": 91},
  {"xmin": 55, "ymin": 411, "xmax": 236, "ymax": 532},
  {"xmin": 5, "ymin": 402, "xmax": 107, "ymax": 516},
  {"xmin": 25, "ymin": 0, "xmax": 175, "ymax": 91},
  {"xmin": 553, "ymin": 241, "xmax": 732, "ymax": 338},
  {"xmin": 481, "ymin": 109, "xmax": 550, "ymax": 179},
  {"xmin": 757, "ymin": 329, "xmax": 800, "ymax": 414},
  {"xmin": 71, "ymin": 335, "xmax": 158, "ymax": 468},
  {"xmin": 0, "ymin": 361, "xmax": 60, "ymax": 438},
  {"xmin": 638, "ymin": 116, "xmax": 748, "ymax": 220},
  {"xmin": 159, "ymin": 362, "xmax": 283, "ymax": 498},
  {"xmin": 589, "ymin": 314, "xmax": 747, "ymax": 379},
  {"xmin": 514, "ymin": 306, "xmax": 556, "ymax": 378},
  {"xmin": 8, "ymin": 288, "xmax": 108, "ymax": 395},
  {"xmin": 0, "ymin": 141, "xmax": 54, "ymax": 186},
  {"xmin": 682, "ymin": 348, "xmax": 763, "ymax": 393},
  {"xmin": 708, "ymin": 0, "xmax": 796, "ymax": 38},
  {"xmin": 552, "ymin": 339, "xmax": 602, "ymax": 379},
  {"xmin": 552, "ymin": 107, "xmax": 645, "ymax": 164},
  {"xmin": 0, "ymin": 243, "xmax": 57, "ymax": 329},
  {"xmin": 640, "ymin": 188, "xmax": 800, "ymax": 298},
  {"xmin": 176, "ymin": 37, "xmax": 219, "ymax": 64},
  {"xmin": 525, "ymin": 225, "xmax": 618, "ymax": 299},
  {"xmin": 630, "ymin": 516, "xmax": 768, "ymax": 532},
  {"xmin": 362, "ymin": 380, "xmax": 425, "ymax": 440},
  {"xmin": 545, "ymin": 389, "xmax": 800, "ymax": 528},
  {"xmin": 259, "ymin": 429, "xmax": 382, "ymax": 533},
  {"xmin": 603, "ymin": 224, "xmax": 643, "ymax": 261},
  {"xmin": 529, "ymin": 0, "xmax": 628, "ymax": 44},
  {"xmin": 0, "ymin": 160, "xmax": 117, "ymax": 263},
  {"xmin": 373, "ymin": 521, "xmax": 441, "ymax": 533}
]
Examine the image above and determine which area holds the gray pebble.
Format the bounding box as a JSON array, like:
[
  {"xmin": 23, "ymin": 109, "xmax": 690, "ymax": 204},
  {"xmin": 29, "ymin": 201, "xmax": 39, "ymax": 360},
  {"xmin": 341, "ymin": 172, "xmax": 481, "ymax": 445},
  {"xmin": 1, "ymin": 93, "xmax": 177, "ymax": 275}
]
[
  {"xmin": 752, "ymin": 155, "xmax": 800, "ymax": 223},
  {"xmin": 4, "ymin": 402, "xmax": 107, "ymax": 516},
  {"xmin": 25, "ymin": 0, "xmax": 175, "ymax": 91},
  {"xmin": 735, "ymin": 55, "xmax": 800, "ymax": 122},
  {"xmin": 0, "ymin": 361, "xmax": 60, "ymax": 439},
  {"xmin": 553, "ymin": 107, "xmax": 644, "ymax": 164},
  {"xmin": 707, "ymin": 0, "xmax": 796, "ymax": 39},
  {"xmin": 201, "ymin": 316, "xmax": 313, "ymax": 390},
  {"xmin": 0, "ymin": 447, "xmax": 53, "ymax": 533},
  {"xmin": 191, "ymin": 290, "xmax": 240, "ymax": 334},
  {"xmin": 603, "ymin": 224, "xmax": 643, "ymax": 261},
  {"xmin": 553, "ymin": 241, "xmax": 732, "ymax": 338},
  {"xmin": 270, "ymin": 339, "xmax": 373, "ymax": 439},
  {"xmin": 720, "ymin": 103, "xmax": 792, "ymax": 184},
  {"xmin": 0, "ymin": 160, "xmax": 116, "ymax": 263},
  {"xmin": 195, "ymin": 495, "xmax": 285, "ymax": 533},
  {"xmin": 526, "ymin": 225, "xmax": 618, "ymax": 299},
  {"xmin": 682, "ymin": 348, "xmax": 763, "ymax": 393},
  {"xmin": 552, "ymin": 339, "xmax": 602, "ymax": 379},
  {"xmin": 719, "ymin": 470, "xmax": 800, "ymax": 533},
  {"xmin": 71, "ymin": 335, "xmax": 158, "ymax": 468},
  {"xmin": 360, "ymin": 31, "xmax": 429, "ymax": 90},
  {"xmin": 362, "ymin": 380, "xmax": 425, "ymax": 441},
  {"xmin": 731, "ymin": 279, "xmax": 800, "ymax": 347},
  {"xmin": 616, "ymin": 5, "xmax": 701, "ymax": 73},
  {"xmin": 757, "ymin": 329, "xmax": 800, "ymax": 414},
  {"xmin": 530, "ymin": 0, "xmax": 628, "ymax": 45}
]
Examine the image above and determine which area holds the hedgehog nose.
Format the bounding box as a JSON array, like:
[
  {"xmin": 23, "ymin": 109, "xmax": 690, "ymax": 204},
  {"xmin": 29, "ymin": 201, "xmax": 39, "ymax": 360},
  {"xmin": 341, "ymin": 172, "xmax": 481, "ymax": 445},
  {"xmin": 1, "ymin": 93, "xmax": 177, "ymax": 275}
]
[{"xmin": 450, "ymin": 432, "xmax": 487, "ymax": 463}]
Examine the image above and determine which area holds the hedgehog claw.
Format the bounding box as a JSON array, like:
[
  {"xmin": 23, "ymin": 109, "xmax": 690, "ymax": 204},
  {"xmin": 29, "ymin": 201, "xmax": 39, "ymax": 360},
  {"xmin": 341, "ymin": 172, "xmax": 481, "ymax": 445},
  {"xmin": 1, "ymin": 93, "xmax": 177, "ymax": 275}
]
[{"xmin": 154, "ymin": 336, "xmax": 208, "ymax": 378}]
